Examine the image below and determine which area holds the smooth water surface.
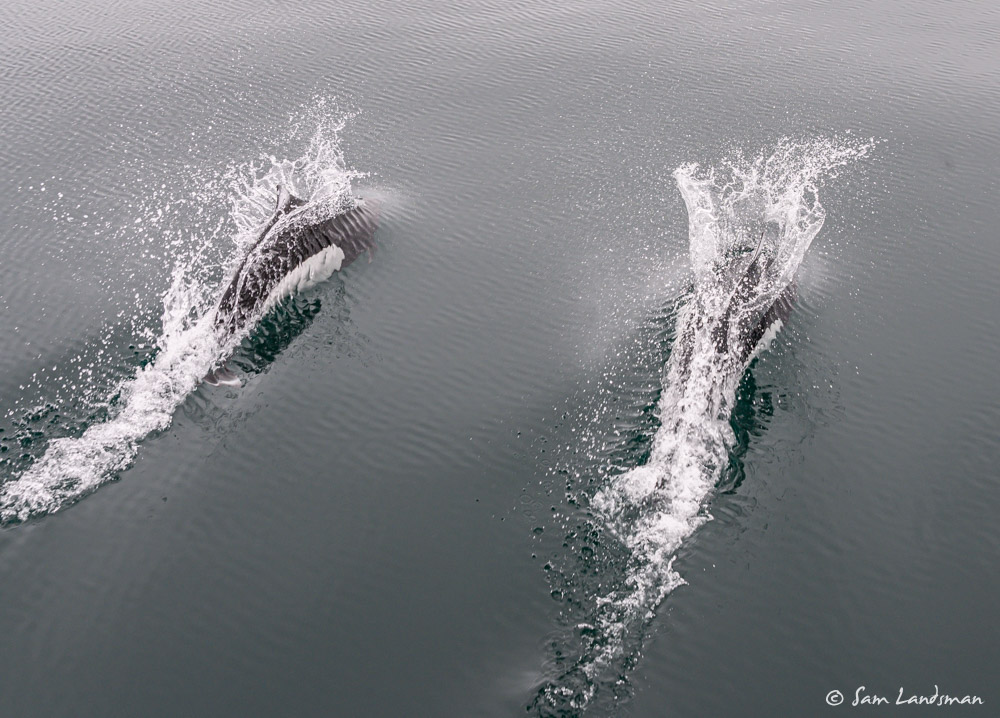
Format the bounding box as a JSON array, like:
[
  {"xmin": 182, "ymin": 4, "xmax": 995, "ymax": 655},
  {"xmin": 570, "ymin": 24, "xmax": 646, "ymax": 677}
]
[{"xmin": 1, "ymin": 0, "xmax": 998, "ymax": 715}]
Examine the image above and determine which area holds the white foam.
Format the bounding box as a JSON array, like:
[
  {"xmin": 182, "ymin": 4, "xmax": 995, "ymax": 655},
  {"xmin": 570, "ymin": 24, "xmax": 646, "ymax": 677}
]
[
  {"xmin": 581, "ymin": 137, "xmax": 874, "ymax": 682},
  {"xmin": 0, "ymin": 269, "xmax": 220, "ymax": 523},
  {"xmin": 0, "ymin": 117, "xmax": 361, "ymax": 525}
]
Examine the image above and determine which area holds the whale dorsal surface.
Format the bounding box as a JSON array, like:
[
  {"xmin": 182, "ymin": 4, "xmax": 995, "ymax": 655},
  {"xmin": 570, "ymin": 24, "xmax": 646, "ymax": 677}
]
[
  {"xmin": 711, "ymin": 228, "xmax": 790, "ymax": 361},
  {"xmin": 213, "ymin": 188, "xmax": 379, "ymax": 340}
]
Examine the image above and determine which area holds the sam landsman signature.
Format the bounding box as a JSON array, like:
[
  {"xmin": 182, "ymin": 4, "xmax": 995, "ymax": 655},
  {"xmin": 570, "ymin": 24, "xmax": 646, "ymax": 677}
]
[{"xmin": 825, "ymin": 686, "xmax": 984, "ymax": 707}]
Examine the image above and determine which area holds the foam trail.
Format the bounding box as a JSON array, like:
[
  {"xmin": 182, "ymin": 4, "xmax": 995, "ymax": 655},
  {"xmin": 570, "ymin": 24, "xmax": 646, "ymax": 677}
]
[
  {"xmin": 534, "ymin": 138, "xmax": 873, "ymax": 714},
  {"xmin": 0, "ymin": 118, "xmax": 359, "ymax": 525},
  {"xmin": 0, "ymin": 274, "xmax": 219, "ymax": 523}
]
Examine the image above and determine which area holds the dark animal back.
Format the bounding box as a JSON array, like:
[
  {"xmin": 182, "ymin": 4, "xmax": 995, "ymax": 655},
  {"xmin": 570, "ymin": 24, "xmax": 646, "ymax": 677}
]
[
  {"xmin": 303, "ymin": 201, "xmax": 380, "ymax": 266},
  {"xmin": 738, "ymin": 285, "xmax": 796, "ymax": 363},
  {"xmin": 214, "ymin": 199, "xmax": 379, "ymax": 339}
]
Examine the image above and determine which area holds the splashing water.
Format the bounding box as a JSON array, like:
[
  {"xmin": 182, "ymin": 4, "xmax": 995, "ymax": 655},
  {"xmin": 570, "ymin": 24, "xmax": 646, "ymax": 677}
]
[
  {"xmin": 226, "ymin": 116, "xmax": 362, "ymax": 246},
  {"xmin": 533, "ymin": 138, "xmax": 873, "ymax": 714},
  {"xmin": 0, "ymin": 118, "xmax": 361, "ymax": 525}
]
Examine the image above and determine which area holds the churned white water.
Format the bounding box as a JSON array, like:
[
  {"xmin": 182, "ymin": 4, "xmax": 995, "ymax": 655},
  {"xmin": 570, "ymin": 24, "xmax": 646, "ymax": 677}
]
[
  {"xmin": 537, "ymin": 139, "xmax": 874, "ymax": 710},
  {"xmin": 0, "ymin": 118, "xmax": 361, "ymax": 525}
]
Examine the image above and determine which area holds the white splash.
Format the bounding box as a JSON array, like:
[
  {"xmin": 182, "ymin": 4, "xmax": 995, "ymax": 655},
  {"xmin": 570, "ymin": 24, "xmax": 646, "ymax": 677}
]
[
  {"xmin": 0, "ymin": 271, "xmax": 219, "ymax": 523},
  {"xmin": 226, "ymin": 117, "xmax": 361, "ymax": 248},
  {"xmin": 0, "ymin": 117, "xmax": 361, "ymax": 525},
  {"xmin": 585, "ymin": 138, "xmax": 873, "ymax": 680}
]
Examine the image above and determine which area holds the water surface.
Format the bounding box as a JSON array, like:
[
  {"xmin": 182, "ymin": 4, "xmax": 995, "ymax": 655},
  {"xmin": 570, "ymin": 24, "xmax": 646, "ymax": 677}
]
[{"xmin": 1, "ymin": 0, "xmax": 998, "ymax": 715}]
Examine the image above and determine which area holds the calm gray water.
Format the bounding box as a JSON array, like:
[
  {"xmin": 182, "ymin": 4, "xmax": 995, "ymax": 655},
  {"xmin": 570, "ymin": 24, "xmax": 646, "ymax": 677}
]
[{"xmin": 1, "ymin": 0, "xmax": 998, "ymax": 716}]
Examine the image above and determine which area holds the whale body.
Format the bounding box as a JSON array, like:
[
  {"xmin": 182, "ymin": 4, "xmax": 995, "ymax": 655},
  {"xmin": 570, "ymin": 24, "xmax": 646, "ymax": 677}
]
[
  {"xmin": 206, "ymin": 186, "xmax": 378, "ymax": 384},
  {"xmin": 711, "ymin": 229, "xmax": 794, "ymax": 364},
  {"xmin": 668, "ymin": 226, "xmax": 796, "ymax": 398}
]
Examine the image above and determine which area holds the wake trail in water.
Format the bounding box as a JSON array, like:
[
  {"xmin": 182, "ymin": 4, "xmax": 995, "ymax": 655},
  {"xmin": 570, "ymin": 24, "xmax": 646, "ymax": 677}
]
[
  {"xmin": 533, "ymin": 138, "xmax": 873, "ymax": 714},
  {"xmin": 0, "ymin": 113, "xmax": 361, "ymax": 525}
]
